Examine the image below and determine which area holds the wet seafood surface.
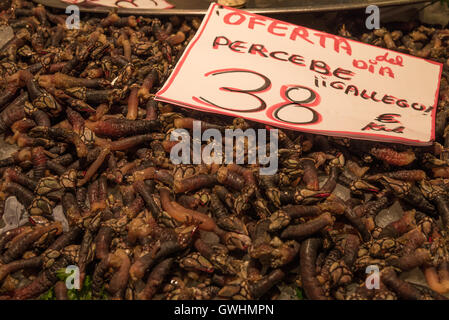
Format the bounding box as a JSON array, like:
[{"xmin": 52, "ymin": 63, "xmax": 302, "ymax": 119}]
[{"xmin": 0, "ymin": 0, "xmax": 448, "ymax": 300}]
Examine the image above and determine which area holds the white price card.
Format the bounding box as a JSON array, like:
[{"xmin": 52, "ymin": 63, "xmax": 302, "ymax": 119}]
[
  {"xmin": 156, "ymin": 3, "xmax": 442, "ymax": 145},
  {"xmin": 62, "ymin": 0, "xmax": 173, "ymax": 9}
]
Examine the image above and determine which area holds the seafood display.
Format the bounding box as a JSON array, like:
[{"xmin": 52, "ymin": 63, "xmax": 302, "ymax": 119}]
[{"xmin": 0, "ymin": 0, "xmax": 448, "ymax": 300}]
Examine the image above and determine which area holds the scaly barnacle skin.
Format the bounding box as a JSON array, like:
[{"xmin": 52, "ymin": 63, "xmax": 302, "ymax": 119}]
[
  {"xmin": 300, "ymin": 238, "xmax": 328, "ymax": 300},
  {"xmin": 85, "ymin": 118, "xmax": 160, "ymax": 139},
  {"xmin": 369, "ymin": 147, "xmax": 416, "ymax": 166},
  {"xmin": 0, "ymin": 2, "xmax": 447, "ymax": 301}
]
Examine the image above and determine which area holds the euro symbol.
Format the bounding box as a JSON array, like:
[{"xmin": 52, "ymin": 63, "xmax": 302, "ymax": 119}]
[{"xmin": 375, "ymin": 113, "xmax": 401, "ymax": 124}]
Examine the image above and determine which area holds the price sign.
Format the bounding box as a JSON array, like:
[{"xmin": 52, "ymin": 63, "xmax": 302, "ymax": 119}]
[
  {"xmin": 155, "ymin": 3, "xmax": 442, "ymax": 145},
  {"xmin": 62, "ymin": 0, "xmax": 173, "ymax": 9}
]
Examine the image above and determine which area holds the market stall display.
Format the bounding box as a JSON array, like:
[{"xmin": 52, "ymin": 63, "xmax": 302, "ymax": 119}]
[{"xmin": 0, "ymin": 0, "xmax": 448, "ymax": 300}]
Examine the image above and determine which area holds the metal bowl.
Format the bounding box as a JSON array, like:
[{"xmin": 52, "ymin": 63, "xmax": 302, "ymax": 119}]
[{"xmin": 34, "ymin": 0, "xmax": 429, "ymax": 15}]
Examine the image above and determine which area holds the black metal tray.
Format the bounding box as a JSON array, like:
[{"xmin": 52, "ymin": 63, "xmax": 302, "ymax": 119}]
[{"xmin": 34, "ymin": 0, "xmax": 429, "ymax": 15}]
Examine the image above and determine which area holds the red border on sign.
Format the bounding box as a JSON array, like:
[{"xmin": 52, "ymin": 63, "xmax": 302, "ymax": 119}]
[
  {"xmin": 156, "ymin": 2, "xmax": 443, "ymax": 146},
  {"xmin": 161, "ymin": 0, "xmax": 174, "ymax": 9}
]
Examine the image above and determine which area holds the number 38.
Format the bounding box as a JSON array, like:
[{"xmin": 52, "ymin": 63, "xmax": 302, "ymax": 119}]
[{"xmin": 194, "ymin": 68, "xmax": 322, "ymax": 125}]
